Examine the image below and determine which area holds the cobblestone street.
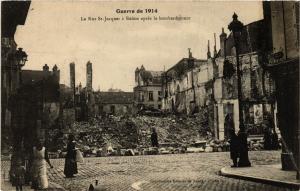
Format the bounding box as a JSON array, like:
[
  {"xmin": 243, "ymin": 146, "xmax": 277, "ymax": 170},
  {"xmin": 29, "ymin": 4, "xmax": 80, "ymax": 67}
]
[
  {"xmin": 2, "ymin": 1, "xmax": 299, "ymax": 191},
  {"xmin": 3, "ymin": 151, "xmax": 296, "ymax": 191}
]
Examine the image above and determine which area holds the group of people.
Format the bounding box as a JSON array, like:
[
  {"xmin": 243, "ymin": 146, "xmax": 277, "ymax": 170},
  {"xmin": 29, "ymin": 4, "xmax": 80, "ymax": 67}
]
[
  {"xmin": 11, "ymin": 135, "xmax": 79, "ymax": 190},
  {"xmin": 10, "ymin": 115, "xmax": 279, "ymax": 189}
]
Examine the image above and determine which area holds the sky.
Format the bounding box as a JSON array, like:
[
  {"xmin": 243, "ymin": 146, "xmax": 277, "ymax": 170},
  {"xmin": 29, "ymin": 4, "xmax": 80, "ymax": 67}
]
[{"xmin": 15, "ymin": 1, "xmax": 263, "ymax": 92}]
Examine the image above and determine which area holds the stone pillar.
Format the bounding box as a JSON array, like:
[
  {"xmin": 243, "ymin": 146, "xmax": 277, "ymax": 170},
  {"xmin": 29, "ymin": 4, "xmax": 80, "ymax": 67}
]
[
  {"xmin": 86, "ymin": 61, "xmax": 93, "ymax": 92},
  {"xmin": 233, "ymin": 99, "xmax": 240, "ymax": 134},
  {"xmin": 70, "ymin": 63, "xmax": 75, "ymax": 105},
  {"xmin": 218, "ymin": 103, "xmax": 225, "ymax": 140}
]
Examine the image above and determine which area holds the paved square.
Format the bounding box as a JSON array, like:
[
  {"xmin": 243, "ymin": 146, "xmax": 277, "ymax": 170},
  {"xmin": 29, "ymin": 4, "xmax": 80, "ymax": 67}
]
[{"xmin": 2, "ymin": 151, "xmax": 296, "ymax": 191}]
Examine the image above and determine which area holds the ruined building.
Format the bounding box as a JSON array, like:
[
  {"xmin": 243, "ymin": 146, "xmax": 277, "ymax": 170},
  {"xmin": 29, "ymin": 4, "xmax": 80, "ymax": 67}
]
[
  {"xmin": 94, "ymin": 91, "xmax": 134, "ymax": 116},
  {"xmin": 56, "ymin": 62, "xmax": 77, "ymax": 127},
  {"xmin": 134, "ymin": 65, "xmax": 163, "ymax": 110},
  {"xmin": 20, "ymin": 64, "xmax": 61, "ymax": 134},
  {"xmin": 161, "ymin": 49, "xmax": 208, "ymax": 114},
  {"xmin": 213, "ymin": 19, "xmax": 276, "ymax": 140},
  {"xmin": 161, "ymin": 18, "xmax": 277, "ymax": 140},
  {"xmin": 64, "ymin": 61, "xmax": 96, "ymax": 121}
]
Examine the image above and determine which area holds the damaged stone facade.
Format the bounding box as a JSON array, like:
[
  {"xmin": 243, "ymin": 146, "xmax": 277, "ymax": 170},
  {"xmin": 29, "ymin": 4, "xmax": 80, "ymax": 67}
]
[
  {"xmin": 161, "ymin": 20, "xmax": 277, "ymax": 140},
  {"xmin": 161, "ymin": 56, "xmax": 210, "ymax": 115},
  {"xmin": 161, "ymin": 51, "xmax": 216, "ymax": 134},
  {"xmin": 215, "ymin": 19, "xmax": 277, "ymax": 140},
  {"xmin": 73, "ymin": 85, "xmax": 96, "ymax": 121},
  {"xmin": 65, "ymin": 61, "xmax": 97, "ymax": 122},
  {"xmin": 134, "ymin": 65, "xmax": 163, "ymax": 110},
  {"xmin": 214, "ymin": 53, "xmax": 276, "ymax": 140}
]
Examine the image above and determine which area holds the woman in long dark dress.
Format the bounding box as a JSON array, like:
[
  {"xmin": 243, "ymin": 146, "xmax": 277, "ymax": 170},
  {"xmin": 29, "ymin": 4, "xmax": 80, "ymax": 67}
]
[
  {"xmin": 64, "ymin": 135, "xmax": 78, "ymax": 178},
  {"xmin": 151, "ymin": 128, "xmax": 158, "ymax": 148},
  {"xmin": 229, "ymin": 129, "xmax": 240, "ymax": 167},
  {"xmin": 226, "ymin": 114, "xmax": 239, "ymax": 167}
]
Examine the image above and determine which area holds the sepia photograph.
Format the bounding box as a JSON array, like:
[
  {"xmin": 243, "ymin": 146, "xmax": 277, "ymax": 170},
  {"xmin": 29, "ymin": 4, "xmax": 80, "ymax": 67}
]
[{"xmin": 1, "ymin": 1, "xmax": 299, "ymax": 190}]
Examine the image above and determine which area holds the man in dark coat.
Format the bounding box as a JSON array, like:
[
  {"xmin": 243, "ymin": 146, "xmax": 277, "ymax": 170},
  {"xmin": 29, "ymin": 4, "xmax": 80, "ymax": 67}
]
[
  {"xmin": 151, "ymin": 128, "xmax": 158, "ymax": 148},
  {"xmin": 226, "ymin": 114, "xmax": 239, "ymax": 167},
  {"xmin": 271, "ymin": 129, "xmax": 279, "ymax": 150},
  {"xmin": 263, "ymin": 127, "xmax": 272, "ymax": 150},
  {"xmin": 229, "ymin": 128, "xmax": 239, "ymax": 167}
]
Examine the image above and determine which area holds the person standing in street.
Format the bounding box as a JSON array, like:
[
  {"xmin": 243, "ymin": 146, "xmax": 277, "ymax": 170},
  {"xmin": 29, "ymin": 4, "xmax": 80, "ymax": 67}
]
[
  {"xmin": 229, "ymin": 128, "xmax": 240, "ymax": 167},
  {"xmin": 271, "ymin": 129, "xmax": 279, "ymax": 150},
  {"xmin": 263, "ymin": 127, "xmax": 272, "ymax": 150},
  {"xmin": 64, "ymin": 134, "xmax": 78, "ymax": 178},
  {"xmin": 225, "ymin": 114, "xmax": 239, "ymax": 167},
  {"xmin": 151, "ymin": 128, "xmax": 159, "ymax": 148}
]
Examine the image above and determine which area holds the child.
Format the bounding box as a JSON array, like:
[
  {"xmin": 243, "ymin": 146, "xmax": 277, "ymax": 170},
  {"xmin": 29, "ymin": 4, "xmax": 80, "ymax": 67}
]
[{"xmin": 12, "ymin": 159, "xmax": 26, "ymax": 191}]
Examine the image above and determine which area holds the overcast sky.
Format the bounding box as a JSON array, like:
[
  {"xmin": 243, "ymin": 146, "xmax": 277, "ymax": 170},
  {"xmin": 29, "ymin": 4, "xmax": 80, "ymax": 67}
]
[{"xmin": 15, "ymin": 1, "xmax": 263, "ymax": 92}]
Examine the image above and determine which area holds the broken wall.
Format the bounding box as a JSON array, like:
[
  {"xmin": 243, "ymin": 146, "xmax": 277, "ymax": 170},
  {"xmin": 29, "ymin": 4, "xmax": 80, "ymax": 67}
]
[{"xmin": 100, "ymin": 103, "xmax": 133, "ymax": 116}]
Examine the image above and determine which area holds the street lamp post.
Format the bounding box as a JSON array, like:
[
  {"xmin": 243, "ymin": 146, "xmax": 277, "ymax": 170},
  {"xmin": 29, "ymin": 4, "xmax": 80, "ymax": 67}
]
[
  {"xmin": 15, "ymin": 48, "xmax": 28, "ymax": 67},
  {"xmin": 228, "ymin": 13, "xmax": 251, "ymax": 167},
  {"xmin": 9, "ymin": 47, "xmax": 28, "ymax": 183},
  {"xmin": 15, "ymin": 47, "xmax": 28, "ymax": 84}
]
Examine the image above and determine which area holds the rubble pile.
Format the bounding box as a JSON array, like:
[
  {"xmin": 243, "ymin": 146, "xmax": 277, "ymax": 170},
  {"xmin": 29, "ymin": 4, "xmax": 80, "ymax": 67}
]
[
  {"xmin": 47, "ymin": 113, "xmax": 212, "ymax": 152},
  {"xmin": 46, "ymin": 114, "xmax": 278, "ymax": 155},
  {"xmin": 72, "ymin": 116, "xmax": 139, "ymax": 149},
  {"xmin": 132, "ymin": 113, "xmax": 212, "ymax": 147},
  {"xmin": 205, "ymin": 139, "xmax": 230, "ymax": 152},
  {"xmin": 249, "ymin": 139, "xmax": 265, "ymax": 151},
  {"xmin": 47, "ymin": 116, "xmax": 139, "ymax": 152}
]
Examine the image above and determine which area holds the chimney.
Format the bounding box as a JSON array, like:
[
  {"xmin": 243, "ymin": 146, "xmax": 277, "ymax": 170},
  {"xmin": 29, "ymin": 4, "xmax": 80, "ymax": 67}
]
[
  {"xmin": 188, "ymin": 48, "xmax": 194, "ymax": 68},
  {"xmin": 220, "ymin": 28, "xmax": 227, "ymax": 57},
  {"xmin": 213, "ymin": 33, "xmax": 217, "ymax": 58},
  {"xmin": 135, "ymin": 67, "xmax": 139, "ymax": 83},
  {"xmin": 188, "ymin": 48, "xmax": 193, "ymax": 58},
  {"xmin": 42, "ymin": 64, "xmax": 49, "ymax": 72},
  {"xmin": 79, "ymin": 82, "xmax": 82, "ymax": 91},
  {"xmin": 52, "ymin": 64, "xmax": 60, "ymax": 83},
  {"xmin": 52, "ymin": 64, "xmax": 58, "ymax": 72},
  {"xmin": 207, "ymin": 40, "xmax": 211, "ymax": 59}
]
